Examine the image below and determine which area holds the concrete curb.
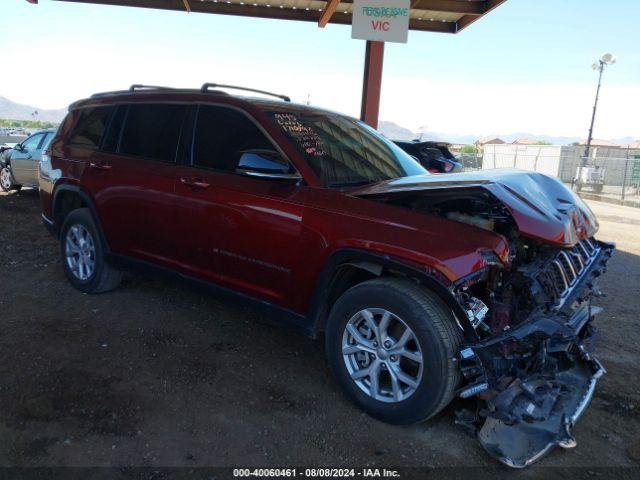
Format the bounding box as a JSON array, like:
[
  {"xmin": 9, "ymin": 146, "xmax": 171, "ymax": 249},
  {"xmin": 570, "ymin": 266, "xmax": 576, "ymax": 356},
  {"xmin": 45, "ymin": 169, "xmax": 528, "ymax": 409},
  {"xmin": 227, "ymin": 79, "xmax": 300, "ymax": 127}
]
[{"xmin": 579, "ymin": 192, "xmax": 640, "ymax": 209}]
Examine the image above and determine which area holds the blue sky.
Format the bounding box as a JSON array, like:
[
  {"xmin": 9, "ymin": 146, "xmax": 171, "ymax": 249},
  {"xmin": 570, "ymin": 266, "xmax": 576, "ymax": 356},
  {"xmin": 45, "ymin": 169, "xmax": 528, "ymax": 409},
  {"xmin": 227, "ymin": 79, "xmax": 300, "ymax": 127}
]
[{"xmin": 2, "ymin": 0, "xmax": 639, "ymax": 139}]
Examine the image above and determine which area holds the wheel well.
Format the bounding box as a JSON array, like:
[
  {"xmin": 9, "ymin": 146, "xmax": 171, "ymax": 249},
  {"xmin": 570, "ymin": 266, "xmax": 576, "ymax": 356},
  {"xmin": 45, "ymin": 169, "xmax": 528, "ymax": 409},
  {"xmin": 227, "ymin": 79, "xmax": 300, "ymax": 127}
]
[
  {"xmin": 314, "ymin": 260, "xmax": 454, "ymax": 334},
  {"xmin": 53, "ymin": 190, "xmax": 87, "ymax": 232},
  {"xmin": 325, "ymin": 264, "xmax": 379, "ymax": 319}
]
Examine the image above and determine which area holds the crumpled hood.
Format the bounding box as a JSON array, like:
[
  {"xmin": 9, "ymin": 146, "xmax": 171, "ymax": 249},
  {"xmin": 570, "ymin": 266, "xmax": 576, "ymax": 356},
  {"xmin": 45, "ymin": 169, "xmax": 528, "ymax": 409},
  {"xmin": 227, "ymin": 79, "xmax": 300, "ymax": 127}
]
[{"xmin": 350, "ymin": 169, "xmax": 599, "ymax": 247}]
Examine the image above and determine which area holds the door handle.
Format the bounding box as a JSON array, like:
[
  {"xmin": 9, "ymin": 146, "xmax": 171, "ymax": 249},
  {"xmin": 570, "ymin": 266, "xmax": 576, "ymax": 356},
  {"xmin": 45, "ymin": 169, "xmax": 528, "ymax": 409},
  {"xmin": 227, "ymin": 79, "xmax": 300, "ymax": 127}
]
[
  {"xmin": 89, "ymin": 162, "xmax": 112, "ymax": 171},
  {"xmin": 179, "ymin": 177, "xmax": 210, "ymax": 189}
]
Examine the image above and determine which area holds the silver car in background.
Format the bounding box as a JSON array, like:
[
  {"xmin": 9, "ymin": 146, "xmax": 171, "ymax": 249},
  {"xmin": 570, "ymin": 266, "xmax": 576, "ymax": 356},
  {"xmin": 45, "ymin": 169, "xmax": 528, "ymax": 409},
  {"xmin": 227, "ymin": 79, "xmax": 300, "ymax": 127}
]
[{"xmin": 0, "ymin": 128, "xmax": 56, "ymax": 192}]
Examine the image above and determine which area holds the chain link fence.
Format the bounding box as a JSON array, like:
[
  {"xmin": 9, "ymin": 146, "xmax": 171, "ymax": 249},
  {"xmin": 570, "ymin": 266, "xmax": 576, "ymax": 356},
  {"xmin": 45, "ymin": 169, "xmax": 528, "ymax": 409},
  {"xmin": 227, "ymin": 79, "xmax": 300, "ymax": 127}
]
[
  {"xmin": 457, "ymin": 153, "xmax": 483, "ymax": 171},
  {"xmin": 478, "ymin": 144, "xmax": 640, "ymax": 207}
]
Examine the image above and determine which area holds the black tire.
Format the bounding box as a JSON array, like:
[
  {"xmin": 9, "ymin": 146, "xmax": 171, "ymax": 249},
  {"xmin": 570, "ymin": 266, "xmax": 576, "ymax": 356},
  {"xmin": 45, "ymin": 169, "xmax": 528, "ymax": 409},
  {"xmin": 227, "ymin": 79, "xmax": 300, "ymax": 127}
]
[
  {"xmin": 60, "ymin": 208, "xmax": 122, "ymax": 293},
  {"xmin": 325, "ymin": 278, "xmax": 463, "ymax": 425}
]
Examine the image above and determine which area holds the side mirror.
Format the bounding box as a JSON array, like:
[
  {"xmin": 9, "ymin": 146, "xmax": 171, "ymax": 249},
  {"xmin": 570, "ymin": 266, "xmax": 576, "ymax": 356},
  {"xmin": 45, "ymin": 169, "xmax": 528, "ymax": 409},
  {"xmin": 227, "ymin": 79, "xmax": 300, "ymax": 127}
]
[
  {"xmin": 14, "ymin": 144, "xmax": 24, "ymax": 152},
  {"xmin": 236, "ymin": 149, "xmax": 301, "ymax": 181}
]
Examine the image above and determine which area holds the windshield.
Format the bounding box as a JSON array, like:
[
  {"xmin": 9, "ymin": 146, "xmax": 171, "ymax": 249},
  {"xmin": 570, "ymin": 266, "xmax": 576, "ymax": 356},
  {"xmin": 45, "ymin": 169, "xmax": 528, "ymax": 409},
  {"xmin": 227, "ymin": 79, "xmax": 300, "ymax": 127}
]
[{"xmin": 267, "ymin": 110, "xmax": 427, "ymax": 187}]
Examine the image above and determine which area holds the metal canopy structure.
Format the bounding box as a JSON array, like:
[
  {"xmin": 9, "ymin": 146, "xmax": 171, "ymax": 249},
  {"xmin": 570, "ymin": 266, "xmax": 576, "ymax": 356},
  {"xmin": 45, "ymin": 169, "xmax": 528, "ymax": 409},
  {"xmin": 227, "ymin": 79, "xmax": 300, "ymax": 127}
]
[
  {"xmin": 51, "ymin": 0, "xmax": 505, "ymax": 34},
  {"xmin": 35, "ymin": 0, "xmax": 508, "ymax": 127}
]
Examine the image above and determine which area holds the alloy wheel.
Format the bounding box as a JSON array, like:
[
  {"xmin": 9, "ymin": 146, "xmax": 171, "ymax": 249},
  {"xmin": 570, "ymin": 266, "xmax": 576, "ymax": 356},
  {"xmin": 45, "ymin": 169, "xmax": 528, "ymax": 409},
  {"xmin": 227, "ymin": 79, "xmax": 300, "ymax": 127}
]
[
  {"xmin": 342, "ymin": 308, "xmax": 423, "ymax": 403},
  {"xmin": 65, "ymin": 224, "xmax": 96, "ymax": 281},
  {"xmin": 0, "ymin": 167, "xmax": 12, "ymax": 190}
]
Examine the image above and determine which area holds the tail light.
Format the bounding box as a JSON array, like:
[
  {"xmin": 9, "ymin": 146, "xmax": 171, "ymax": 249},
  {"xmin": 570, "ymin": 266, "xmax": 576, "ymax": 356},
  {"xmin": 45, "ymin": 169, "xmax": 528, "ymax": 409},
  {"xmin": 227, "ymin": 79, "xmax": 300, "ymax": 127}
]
[{"xmin": 39, "ymin": 149, "xmax": 52, "ymax": 181}]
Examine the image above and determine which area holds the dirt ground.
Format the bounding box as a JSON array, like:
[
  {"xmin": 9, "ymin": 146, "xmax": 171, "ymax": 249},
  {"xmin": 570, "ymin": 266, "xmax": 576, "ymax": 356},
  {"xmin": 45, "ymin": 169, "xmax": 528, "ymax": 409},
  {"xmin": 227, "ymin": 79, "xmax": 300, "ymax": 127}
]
[{"xmin": 0, "ymin": 189, "xmax": 639, "ymax": 474}]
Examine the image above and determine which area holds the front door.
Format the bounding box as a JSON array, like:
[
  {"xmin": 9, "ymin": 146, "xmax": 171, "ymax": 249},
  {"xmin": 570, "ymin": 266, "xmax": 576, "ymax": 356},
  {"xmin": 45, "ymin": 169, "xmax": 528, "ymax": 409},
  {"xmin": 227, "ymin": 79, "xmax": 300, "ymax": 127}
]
[
  {"xmin": 173, "ymin": 104, "xmax": 304, "ymax": 304},
  {"xmin": 11, "ymin": 132, "xmax": 46, "ymax": 185}
]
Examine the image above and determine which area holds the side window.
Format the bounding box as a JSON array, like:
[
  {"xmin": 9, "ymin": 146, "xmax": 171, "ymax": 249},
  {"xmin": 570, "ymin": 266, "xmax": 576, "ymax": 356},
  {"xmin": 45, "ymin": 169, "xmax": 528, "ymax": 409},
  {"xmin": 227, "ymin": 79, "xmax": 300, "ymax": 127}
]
[
  {"xmin": 41, "ymin": 132, "xmax": 55, "ymax": 150},
  {"xmin": 68, "ymin": 106, "xmax": 114, "ymax": 149},
  {"xmin": 21, "ymin": 133, "xmax": 44, "ymax": 152},
  {"xmin": 102, "ymin": 105, "xmax": 127, "ymax": 153},
  {"xmin": 193, "ymin": 105, "xmax": 276, "ymax": 172},
  {"xmin": 119, "ymin": 103, "xmax": 187, "ymax": 162}
]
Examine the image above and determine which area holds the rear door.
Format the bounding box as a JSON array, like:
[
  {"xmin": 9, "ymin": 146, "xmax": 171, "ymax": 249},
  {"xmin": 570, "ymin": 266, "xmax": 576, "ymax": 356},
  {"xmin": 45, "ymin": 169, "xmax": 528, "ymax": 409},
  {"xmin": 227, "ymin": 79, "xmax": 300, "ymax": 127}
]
[
  {"xmin": 11, "ymin": 132, "xmax": 45, "ymax": 184},
  {"xmin": 28, "ymin": 131, "xmax": 55, "ymax": 184},
  {"xmin": 81, "ymin": 102, "xmax": 188, "ymax": 262},
  {"xmin": 173, "ymin": 104, "xmax": 304, "ymax": 303}
]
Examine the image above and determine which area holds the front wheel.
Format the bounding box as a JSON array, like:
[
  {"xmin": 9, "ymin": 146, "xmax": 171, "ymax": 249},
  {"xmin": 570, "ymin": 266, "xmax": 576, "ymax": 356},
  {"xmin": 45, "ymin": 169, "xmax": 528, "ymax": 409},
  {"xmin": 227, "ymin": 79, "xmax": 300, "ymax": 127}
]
[
  {"xmin": 325, "ymin": 278, "xmax": 463, "ymax": 425},
  {"xmin": 60, "ymin": 208, "xmax": 122, "ymax": 293}
]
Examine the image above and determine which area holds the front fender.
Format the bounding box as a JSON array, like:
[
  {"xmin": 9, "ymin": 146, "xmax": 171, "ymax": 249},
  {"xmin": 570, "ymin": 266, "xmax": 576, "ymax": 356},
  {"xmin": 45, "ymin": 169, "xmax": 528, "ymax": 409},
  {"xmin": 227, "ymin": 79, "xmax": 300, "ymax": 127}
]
[{"xmin": 307, "ymin": 248, "xmax": 477, "ymax": 340}]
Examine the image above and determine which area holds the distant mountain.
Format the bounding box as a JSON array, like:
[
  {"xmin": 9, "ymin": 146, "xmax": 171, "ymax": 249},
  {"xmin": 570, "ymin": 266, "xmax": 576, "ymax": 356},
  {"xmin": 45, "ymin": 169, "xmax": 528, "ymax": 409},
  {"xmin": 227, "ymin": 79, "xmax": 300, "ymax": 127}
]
[
  {"xmin": 0, "ymin": 96, "xmax": 66, "ymax": 123},
  {"xmin": 378, "ymin": 120, "xmax": 634, "ymax": 146},
  {"xmin": 493, "ymin": 132, "xmax": 581, "ymax": 145}
]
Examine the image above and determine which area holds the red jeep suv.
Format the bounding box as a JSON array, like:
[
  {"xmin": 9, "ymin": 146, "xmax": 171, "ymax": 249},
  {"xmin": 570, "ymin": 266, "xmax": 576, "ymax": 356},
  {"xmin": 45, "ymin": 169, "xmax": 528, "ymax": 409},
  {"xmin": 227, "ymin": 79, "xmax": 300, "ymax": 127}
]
[{"xmin": 39, "ymin": 84, "xmax": 613, "ymax": 467}]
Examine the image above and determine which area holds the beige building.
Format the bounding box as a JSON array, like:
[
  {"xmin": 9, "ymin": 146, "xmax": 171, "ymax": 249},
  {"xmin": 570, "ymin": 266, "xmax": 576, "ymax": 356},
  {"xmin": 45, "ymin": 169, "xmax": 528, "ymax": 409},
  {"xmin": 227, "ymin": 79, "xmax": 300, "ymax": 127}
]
[
  {"xmin": 475, "ymin": 136, "xmax": 505, "ymax": 152},
  {"xmin": 577, "ymin": 139, "xmax": 620, "ymax": 148}
]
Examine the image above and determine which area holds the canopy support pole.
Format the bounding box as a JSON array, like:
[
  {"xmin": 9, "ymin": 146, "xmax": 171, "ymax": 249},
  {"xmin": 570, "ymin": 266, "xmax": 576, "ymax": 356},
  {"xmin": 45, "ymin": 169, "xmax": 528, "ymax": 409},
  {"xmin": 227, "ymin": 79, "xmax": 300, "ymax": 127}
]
[{"xmin": 360, "ymin": 40, "xmax": 385, "ymax": 129}]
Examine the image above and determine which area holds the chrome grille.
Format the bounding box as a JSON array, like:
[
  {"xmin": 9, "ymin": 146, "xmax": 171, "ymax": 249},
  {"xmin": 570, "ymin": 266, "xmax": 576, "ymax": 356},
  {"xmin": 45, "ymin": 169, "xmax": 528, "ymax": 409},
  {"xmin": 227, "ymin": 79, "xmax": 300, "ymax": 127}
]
[{"xmin": 538, "ymin": 238, "xmax": 601, "ymax": 310}]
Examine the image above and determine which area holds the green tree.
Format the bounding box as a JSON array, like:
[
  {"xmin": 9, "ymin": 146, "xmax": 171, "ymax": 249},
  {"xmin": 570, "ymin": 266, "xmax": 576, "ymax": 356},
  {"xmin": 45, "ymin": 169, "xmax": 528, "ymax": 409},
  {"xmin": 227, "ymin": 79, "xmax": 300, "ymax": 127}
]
[
  {"xmin": 0, "ymin": 118, "xmax": 58, "ymax": 129},
  {"xmin": 459, "ymin": 144, "xmax": 477, "ymax": 154}
]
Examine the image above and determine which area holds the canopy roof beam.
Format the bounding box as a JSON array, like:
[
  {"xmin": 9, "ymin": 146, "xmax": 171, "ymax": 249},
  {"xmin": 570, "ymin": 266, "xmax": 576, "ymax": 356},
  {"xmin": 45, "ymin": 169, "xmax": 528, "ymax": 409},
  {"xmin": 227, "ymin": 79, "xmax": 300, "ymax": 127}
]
[
  {"xmin": 414, "ymin": 0, "xmax": 487, "ymax": 15},
  {"xmin": 318, "ymin": 0, "xmax": 339, "ymax": 28},
  {"xmin": 456, "ymin": 0, "xmax": 506, "ymax": 32}
]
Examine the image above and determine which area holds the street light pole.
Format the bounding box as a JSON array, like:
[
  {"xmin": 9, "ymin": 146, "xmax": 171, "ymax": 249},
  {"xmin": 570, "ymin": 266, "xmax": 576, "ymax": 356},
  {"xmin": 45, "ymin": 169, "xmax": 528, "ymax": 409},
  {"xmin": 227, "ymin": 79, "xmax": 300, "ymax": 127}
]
[
  {"xmin": 583, "ymin": 61, "xmax": 604, "ymax": 164},
  {"xmin": 582, "ymin": 53, "xmax": 616, "ymax": 166}
]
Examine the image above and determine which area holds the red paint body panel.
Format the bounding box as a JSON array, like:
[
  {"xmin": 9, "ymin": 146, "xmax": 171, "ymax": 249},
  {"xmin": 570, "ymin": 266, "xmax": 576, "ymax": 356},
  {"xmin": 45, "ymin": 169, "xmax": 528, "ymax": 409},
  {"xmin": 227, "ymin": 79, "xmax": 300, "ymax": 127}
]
[{"xmin": 41, "ymin": 91, "xmax": 588, "ymax": 317}]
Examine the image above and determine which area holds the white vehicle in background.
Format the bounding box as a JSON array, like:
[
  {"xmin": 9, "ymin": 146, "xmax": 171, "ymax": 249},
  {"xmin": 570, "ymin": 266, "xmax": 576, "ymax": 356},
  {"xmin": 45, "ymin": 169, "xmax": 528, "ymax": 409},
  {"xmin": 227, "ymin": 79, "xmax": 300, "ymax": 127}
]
[
  {"xmin": 0, "ymin": 129, "xmax": 56, "ymax": 192},
  {"xmin": 0, "ymin": 143, "xmax": 18, "ymax": 151},
  {"xmin": 573, "ymin": 165, "xmax": 606, "ymax": 193}
]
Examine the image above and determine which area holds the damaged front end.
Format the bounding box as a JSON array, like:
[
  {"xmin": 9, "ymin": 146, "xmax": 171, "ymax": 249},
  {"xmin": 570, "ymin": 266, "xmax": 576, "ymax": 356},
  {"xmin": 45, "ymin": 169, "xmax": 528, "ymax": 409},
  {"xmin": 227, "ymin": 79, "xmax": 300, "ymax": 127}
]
[
  {"xmin": 350, "ymin": 170, "xmax": 616, "ymax": 466},
  {"xmin": 454, "ymin": 237, "xmax": 614, "ymax": 468}
]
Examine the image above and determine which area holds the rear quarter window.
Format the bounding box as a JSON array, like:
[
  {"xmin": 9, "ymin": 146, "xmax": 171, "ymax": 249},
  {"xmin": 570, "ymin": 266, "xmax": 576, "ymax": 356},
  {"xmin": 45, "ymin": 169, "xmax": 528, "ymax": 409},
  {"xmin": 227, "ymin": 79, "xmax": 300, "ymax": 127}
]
[{"xmin": 68, "ymin": 106, "xmax": 114, "ymax": 149}]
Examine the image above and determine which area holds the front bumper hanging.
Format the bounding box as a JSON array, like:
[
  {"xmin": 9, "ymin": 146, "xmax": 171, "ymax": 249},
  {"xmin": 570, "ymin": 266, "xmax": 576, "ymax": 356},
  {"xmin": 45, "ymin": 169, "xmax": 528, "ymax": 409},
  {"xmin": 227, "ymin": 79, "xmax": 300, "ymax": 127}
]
[
  {"xmin": 477, "ymin": 347, "xmax": 605, "ymax": 468},
  {"xmin": 456, "ymin": 241, "xmax": 614, "ymax": 468}
]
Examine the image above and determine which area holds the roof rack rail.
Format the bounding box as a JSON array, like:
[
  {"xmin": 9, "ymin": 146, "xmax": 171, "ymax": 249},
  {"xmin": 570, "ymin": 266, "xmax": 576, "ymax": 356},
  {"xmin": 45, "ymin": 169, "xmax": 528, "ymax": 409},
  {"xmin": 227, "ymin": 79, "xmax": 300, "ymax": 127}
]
[
  {"xmin": 201, "ymin": 83, "xmax": 290, "ymax": 102},
  {"xmin": 90, "ymin": 85, "xmax": 178, "ymax": 99},
  {"xmin": 129, "ymin": 84, "xmax": 175, "ymax": 92}
]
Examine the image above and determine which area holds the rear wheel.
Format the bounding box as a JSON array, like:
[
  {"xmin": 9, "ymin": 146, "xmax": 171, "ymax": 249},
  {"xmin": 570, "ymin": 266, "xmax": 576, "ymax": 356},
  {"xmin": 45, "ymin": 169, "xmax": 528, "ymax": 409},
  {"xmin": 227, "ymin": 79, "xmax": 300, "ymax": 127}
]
[
  {"xmin": 60, "ymin": 208, "xmax": 122, "ymax": 293},
  {"xmin": 0, "ymin": 166, "xmax": 19, "ymax": 192},
  {"xmin": 325, "ymin": 278, "xmax": 463, "ymax": 425}
]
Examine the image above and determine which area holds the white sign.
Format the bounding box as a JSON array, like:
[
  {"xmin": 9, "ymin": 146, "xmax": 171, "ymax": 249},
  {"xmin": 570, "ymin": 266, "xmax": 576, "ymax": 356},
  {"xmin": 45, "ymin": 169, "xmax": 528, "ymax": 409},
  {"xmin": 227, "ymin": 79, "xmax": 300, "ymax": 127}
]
[{"xmin": 351, "ymin": 0, "xmax": 410, "ymax": 44}]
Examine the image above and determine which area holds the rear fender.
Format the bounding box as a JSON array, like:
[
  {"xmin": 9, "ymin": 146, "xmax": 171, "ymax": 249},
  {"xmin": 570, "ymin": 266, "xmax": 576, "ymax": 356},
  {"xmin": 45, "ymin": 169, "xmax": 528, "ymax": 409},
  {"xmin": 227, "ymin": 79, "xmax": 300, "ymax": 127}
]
[{"xmin": 51, "ymin": 183, "xmax": 110, "ymax": 251}]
